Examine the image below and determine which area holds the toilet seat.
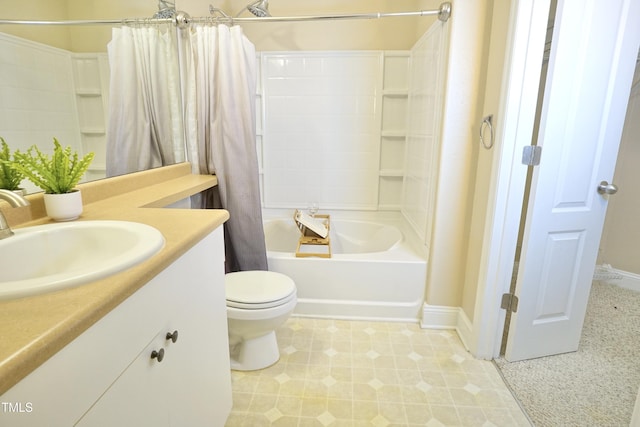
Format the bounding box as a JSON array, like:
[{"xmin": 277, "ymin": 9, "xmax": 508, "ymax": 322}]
[
  {"xmin": 226, "ymin": 292, "xmax": 296, "ymax": 309},
  {"xmin": 226, "ymin": 271, "xmax": 296, "ymax": 310}
]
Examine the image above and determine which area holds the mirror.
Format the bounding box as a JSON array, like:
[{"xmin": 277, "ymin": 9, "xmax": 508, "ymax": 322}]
[{"xmin": 0, "ymin": 0, "xmax": 185, "ymax": 194}]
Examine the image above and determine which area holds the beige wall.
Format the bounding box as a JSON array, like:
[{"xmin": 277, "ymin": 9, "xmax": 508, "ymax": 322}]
[
  {"xmin": 599, "ymin": 64, "xmax": 640, "ymax": 275},
  {"xmin": 66, "ymin": 0, "xmax": 156, "ymax": 52},
  {"xmin": 3, "ymin": 0, "xmax": 159, "ymax": 52},
  {"xmin": 459, "ymin": 0, "xmax": 511, "ymax": 319},
  {"xmin": 2, "ymin": 0, "xmax": 72, "ymax": 50},
  {"xmin": 423, "ymin": 0, "xmax": 493, "ymax": 308},
  {"xmin": 4, "ymin": 1, "xmax": 441, "ymax": 52},
  {"xmin": 178, "ymin": 0, "xmax": 439, "ymax": 50}
]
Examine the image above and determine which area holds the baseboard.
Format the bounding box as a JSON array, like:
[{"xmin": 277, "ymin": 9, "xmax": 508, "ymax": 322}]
[
  {"xmin": 612, "ymin": 268, "xmax": 640, "ymax": 292},
  {"xmin": 420, "ymin": 303, "xmax": 474, "ymax": 352},
  {"xmin": 420, "ymin": 304, "xmax": 458, "ymax": 329},
  {"xmin": 456, "ymin": 310, "xmax": 474, "ymax": 352}
]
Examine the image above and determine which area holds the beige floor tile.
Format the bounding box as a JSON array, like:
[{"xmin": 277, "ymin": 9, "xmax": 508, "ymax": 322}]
[
  {"xmin": 430, "ymin": 404, "xmax": 462, "ymax": 425},
  {"xmin": 327, "ymin": 399, "xmax": 353, "ymax": 420},
  {"xmin": 231, "ymin": 392, "xmax": 253, "ymax": 412},
  {"xmin": 226, "ymin": 318, "xmax": 531, "ymax": 427},
  {"xmin": 276, "ymin": 395, "xmax": 303, "ymax": 417},
  {"xmin": 271, "ymin": 416, "xmax": 300, "ymax": 427},
  {"xmin": 457, "ymin": 406, "xmax": 489, "ymax": 426},
  {"xmin": 352, "ymin": 399, "xmax": 379, "ymax": 421},
  {"xmin": 300, "ymin": 397, "xmax": 328, "ymax": 418}
]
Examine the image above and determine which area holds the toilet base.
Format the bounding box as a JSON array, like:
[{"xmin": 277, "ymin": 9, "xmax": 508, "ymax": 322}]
[{"xmin": 230, "ymin": 331, "xmax": 280, "ymax": 371}]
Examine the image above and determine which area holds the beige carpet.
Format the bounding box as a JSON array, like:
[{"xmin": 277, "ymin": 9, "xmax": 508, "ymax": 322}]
[{"xmin": 495, "ymin": 281, "xmax": 640, "ymax": 426}]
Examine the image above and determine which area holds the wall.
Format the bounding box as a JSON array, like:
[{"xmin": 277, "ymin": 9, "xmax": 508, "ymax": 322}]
[
  {"xmin": 258, "ymin": 41, "xmax": 447, "ymax": 215},
  {"xmin": 260, "ymin": 52, "xmax": 387, "ymax": 210},
  {"xmin": 402, "ymin": 23, "xmax": 448, "ymax": 250},
  {"xmin": 424, "ymin": 0, "xmax": 491, "ymax": 307},
  {"xmin": 599, "ymin": 63, "xmax": 640, "ymax": 275},
  {"xmin": 1, "ymin": 0, "xmax": 72, "ymax": 50},
  {"xmin": 3, "ymin": 1, "xmax": 159, "ymax": 53},
  {"xmin": 178, "ymin": 0, "xmax": 438, "ymax": 51},
  {"xmin": 3, "ymin": 1, "xmax": 439, "ymax": 52},
  {"xmin": 66, "ymin": 0, "xmax": 156, "ymax": 52},
  {"xmin": 460, "ymin": 0, "xmax": 511, "ymax": 320}
]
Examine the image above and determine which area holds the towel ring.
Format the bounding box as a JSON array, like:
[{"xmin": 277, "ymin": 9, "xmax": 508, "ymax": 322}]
[{"xmin": 480, "ymin": 114, "xmax": 494, "ymax": 149}]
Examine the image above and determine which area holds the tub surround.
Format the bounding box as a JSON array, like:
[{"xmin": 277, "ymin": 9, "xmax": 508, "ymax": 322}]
[{"xmin": 0, "ymin": 163, "xmax": 228, "ymax": 396}]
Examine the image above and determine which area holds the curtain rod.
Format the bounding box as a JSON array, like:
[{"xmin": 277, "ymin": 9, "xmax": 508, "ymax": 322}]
[
  {"xmin": 0, "ymin": 2, "xmax": 452, "ymax": 27},
  {"xmin": 0, "ymin": 18, "xmax": 175, "ymax": 26}
]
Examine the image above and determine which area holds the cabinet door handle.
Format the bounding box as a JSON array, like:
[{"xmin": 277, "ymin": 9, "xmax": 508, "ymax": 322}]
[
  {"xmin": 150, "ymin": 348, "xmax": 165, "ymax": 362},
  {"xmin": 166, "ymin": 330, "xmax": 179, "ymax": 343}
]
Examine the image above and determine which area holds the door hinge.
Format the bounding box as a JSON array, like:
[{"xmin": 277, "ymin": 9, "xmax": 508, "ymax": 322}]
[
  {"xmin": 522, "ymin": 145, "xmax": 542, "ymax": 166},
  {"xmin": 501, "ymin": 293, "xmax": 519, "ymax": 313}
]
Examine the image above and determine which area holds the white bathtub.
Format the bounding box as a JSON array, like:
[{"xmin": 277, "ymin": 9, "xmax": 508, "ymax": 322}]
[{"xmin": 263, "ymin": 215, "xmax": 427, "ymax": 321}]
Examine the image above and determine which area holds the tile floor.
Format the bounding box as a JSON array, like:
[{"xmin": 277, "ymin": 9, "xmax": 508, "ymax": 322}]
[{"xmin": 225, "ymin": 317, "xmax": 531, "ymax": 426}]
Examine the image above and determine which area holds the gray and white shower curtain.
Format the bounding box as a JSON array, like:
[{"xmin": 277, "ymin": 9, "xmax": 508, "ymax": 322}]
[
  {"xmin": 183, "ymin": 24, "xmax": 268, "ymax": 271},
  {"xmin": 106, "ymin": 25, "xmax": 184, "ymax": 177}
]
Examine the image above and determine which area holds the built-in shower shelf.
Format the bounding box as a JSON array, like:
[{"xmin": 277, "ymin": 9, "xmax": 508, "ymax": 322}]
[
  {"xmin": 382, "ymin": 90, "xmax": 408, "ymax": 97},
  {"xmin": 379, "ymin": 169, "xmax": 404, "ymax": 177},
  {"xmin": 378, "ymin": 53, "xmax": 409, "ymax": 211},
  {"xmin": 80, "ymin": 128, "xmax": 106, "ymax": 135},
  {"xmin": 378, "ymin": 203, "xmax": 401, "ymax": 210},
  {"xmin": 75, "ymin": 90, "xmax": 102, "ymax": 96},
  {"xmin": 381, "ymin": 131, "xmax": 406, "ymax": 138}
]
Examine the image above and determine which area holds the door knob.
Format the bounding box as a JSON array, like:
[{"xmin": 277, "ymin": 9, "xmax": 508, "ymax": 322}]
[
  {"xmin": 150, "ymin": 348, "xmax": 165, "ymax": 362},
  {"xmin": 597, "ymin": 181, "xmax": 618, "ymax": 195},
  {"xmin": 166, "ymin": 330, "xmax": 178, "ymax": 343}
]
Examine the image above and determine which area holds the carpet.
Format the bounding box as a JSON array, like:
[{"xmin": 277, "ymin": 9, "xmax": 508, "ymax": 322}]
[{"xmin": 495, "ymin": 281, "xmax": 640, "ymax": 426}]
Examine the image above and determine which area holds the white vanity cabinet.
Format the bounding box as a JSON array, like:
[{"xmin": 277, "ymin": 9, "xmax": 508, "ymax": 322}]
[{"xmin": 0, "ymin": 227, "xmax": 231, "ymax": 427}]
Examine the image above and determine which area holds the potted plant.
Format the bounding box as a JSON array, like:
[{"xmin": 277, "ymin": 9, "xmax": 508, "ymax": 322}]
[
  {"xmin": 10, "ymin": 138, "xmax": 94, "ymax": 221},
  {"xmin": 0, "ymin": 137, "xmax": 26, "ymax": 195}
]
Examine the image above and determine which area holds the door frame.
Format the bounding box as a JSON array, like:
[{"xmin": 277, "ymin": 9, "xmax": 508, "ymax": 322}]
[{"xmin": 470, "ymin": 0, "xmax": 551, "ymax": 360}]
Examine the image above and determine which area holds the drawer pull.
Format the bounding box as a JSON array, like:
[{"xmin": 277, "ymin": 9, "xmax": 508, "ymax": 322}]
[
  {"xmin": 150, "ymin": 348, "xmax": 165, "ymax": 362},
  {"xmin": 166, "ymin": 330, "xmax": 179, "ymax": 343}
]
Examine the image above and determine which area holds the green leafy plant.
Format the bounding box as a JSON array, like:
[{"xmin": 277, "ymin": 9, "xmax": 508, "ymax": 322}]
[
  {"xmin": 11, "ymin": 138, "xmax": 94, "ymax": 194},
  {"xmin": 0, "ymin": 137, "xmax": 25, "ymax": 191}
]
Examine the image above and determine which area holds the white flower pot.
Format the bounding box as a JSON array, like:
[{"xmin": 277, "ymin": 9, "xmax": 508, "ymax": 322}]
[{"xmin": 44, "ymin": 190, "xmax": 83, "ymax": 221}]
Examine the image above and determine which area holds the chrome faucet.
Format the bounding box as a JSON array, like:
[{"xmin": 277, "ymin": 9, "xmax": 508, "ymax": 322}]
[{"xmin": 0, "ymin": 189, "xmax": 30, "ymax": 240}]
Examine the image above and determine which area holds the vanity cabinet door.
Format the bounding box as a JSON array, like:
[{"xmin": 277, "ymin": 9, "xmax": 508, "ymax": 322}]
[
  {"xmin": 74, "ymin": 227, "xmax": 231, "ymax": 427},
  {"xmin": 74, "ymin": 329, "xmax": 173, "ymax": 426},
  {"xmin": 161, "ymin": 227, "xmax": 231, "ymax": 426}
]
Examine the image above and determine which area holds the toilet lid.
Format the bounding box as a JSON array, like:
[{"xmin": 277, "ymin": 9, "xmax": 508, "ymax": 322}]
[{"xmin": 225, "ymin": 271, "xmax": 296, "ymax": 306}]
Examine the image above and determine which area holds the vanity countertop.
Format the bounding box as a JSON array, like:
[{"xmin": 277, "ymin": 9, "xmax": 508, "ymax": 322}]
[{"xmin": 0, "ymin": 164, "xmax": 228, "ymax": 395}]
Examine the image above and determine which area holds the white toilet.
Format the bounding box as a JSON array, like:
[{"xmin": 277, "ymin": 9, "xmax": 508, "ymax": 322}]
[{"xmin": 225, "ymin": 271, "xmax": 297, "ymax": 371}]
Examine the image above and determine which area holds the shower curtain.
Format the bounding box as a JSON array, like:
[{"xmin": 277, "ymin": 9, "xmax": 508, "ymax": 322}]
[
  {"xmin": 106, "ymin": 25, "xmax": 184, "ymax": 177},
  {"xmin": 183, "ymin": 24, "xmax": 268, "ymax": 271}
]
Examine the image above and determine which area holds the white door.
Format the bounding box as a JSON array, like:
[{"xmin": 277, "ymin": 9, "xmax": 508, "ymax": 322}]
[{"xmin": 505, "ymin": 0, "xmax": 640, "ymax": 361}]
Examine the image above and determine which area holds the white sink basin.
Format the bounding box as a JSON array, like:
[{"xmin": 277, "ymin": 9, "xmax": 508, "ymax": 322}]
[{"xmin": 0, "ymin": 221, "xmax": 165, "ymax": 301}]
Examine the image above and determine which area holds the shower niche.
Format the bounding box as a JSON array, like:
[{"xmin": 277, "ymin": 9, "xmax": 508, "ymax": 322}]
[
  {"xmin": 71, "ymin": 54, "xmax": 110, "ymax": 182},
  {"xmin": 380, "ymin": 52, "xmax": 410, "ymax": 210}
]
